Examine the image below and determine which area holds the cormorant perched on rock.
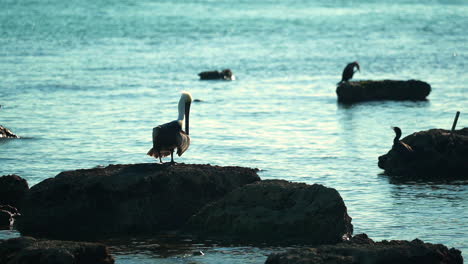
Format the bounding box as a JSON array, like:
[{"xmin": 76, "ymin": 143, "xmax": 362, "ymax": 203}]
[
  {"xmin": 338, "ymin": 61, "xmax": 360, "ymax": 84},
  {"xmin": 391, "ymin": 126, "xmax": 413, "ymax": 153},
  {"xmin": 147, "ymin": 92, "xmax": 192, "ymax": 163}
]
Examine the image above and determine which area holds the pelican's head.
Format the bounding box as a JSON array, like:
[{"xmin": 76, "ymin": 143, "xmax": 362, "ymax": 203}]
[{"xmin": 178, "ymin": 91, "xmax": 193, "ymax": 134}]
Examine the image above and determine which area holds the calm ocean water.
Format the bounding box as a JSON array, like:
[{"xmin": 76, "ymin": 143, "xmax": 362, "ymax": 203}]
[{"xmin": 1, "ymin": 0, "xmax": 467, "ymax": 263}]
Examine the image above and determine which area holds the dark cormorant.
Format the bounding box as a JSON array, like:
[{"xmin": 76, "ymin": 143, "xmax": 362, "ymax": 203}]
[
  {"xmin": 338, "ymin": 61, "xmax": 360, "ymax": 84},
  {"xmin": 147, "ymin": 92, "xmax": 192, "ymax": 163},
  {"xmin": 392, "ymin": 126, "xmax": 413, "ymax": 153}
]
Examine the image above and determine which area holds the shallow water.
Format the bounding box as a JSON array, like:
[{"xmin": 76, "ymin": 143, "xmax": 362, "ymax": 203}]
[{"xmin": 1, "ymin": 0, "xmax": 467, "ymax": 262}]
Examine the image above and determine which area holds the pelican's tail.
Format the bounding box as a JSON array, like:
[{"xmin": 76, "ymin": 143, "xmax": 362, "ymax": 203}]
[{"xmin": 147, "ymin": 148, "xmax": 156, "ymax": 157}]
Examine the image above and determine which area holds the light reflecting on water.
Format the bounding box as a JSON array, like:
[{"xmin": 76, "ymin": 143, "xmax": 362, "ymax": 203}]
[{"xmin": 1, "ymin": 0, "xmax": 467, "ymax": 262}]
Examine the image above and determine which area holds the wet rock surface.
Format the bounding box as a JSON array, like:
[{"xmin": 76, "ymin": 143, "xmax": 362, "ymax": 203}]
[
  {"xmin": 16, "ymin": 163, "xmax": 260, "ymax": 240},
  {"xmin": 378, "ymin": 128, "xmax": 468, "ymax": 180},
  {"xmin": 0, "ymin": 125, "xmax": 19, "ymax": 138},
  {"xmin": 336, "ymin": 80, "xmax": 431, "ymax": 103},
  {"xmin": 265, "ymin": 234, "xmax": 463, "ymax": 264},
  {"xmin": 185, "ymin": 180, "xmax": 353, "ymax": 245},
  {"xmin": 0, "ymin": 236, "xmax": 114, "ymax": 264},
  {"xmin": 0, "ymin": 174, "xmax": 29, "ymax": 208}
]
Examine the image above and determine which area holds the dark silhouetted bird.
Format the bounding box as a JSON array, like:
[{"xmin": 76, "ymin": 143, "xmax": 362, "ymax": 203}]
[
  {"xmin": 338, "ymin": 61, "xmax": 360, "ymax": 84},
  {"xmin": 147, "ymin": 92, "xmax": 192, "ymax": 163},
  {"xmin": 391, "ymin": 126, "xmax": 413, "ymax": 154}
]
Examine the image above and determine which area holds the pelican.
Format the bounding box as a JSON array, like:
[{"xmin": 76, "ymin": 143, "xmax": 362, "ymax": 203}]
[
  {"xmin": 147, "ymin": 92, "xmax": 192, "ymax": 163},
  {"xmin": 391, "ymin": 126, "xmax": 413, "ymax": 153},
  {"xmin": 338, "ymin": 61, "xmax": 360, "ymax": 84}
]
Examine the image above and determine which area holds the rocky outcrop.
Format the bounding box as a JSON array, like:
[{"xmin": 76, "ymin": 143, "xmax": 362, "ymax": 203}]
[
  {"xmin": 336, "ymin": 80, "xmax": 431, "ymax": 103},
  {"xmin": 185, "ymin": 180, "xmax": 353, "ymax": 245},
  {"xmin": 378, "ymin": 128, "xmax": 468, "ymax": 180},
  {"xmin": 198, "ymin": 69, "xmax": 234, "ymax": 80},
  {"xmin": 16, "ymin": 163, "xmax": 260, "ymax": 239},
  {"xmin": 0, "ymin": 125, "xmax": 19, "ymax": 138},
  {"xmin": 265, "ymin": 234, "xmax": 463, "ymax": 264},
  {"xmin": 0, "ymin": 210, "xmax": 11, "ymax": 228},
  {"xmin": 0, "ymin": 236, "xmax": 114, "ymax": 264},
  {"xmin": 0, "ymin": 175, "xmax": 29, "ymax": 208}
]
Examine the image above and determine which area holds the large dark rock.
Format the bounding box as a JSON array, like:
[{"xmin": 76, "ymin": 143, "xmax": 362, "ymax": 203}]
[
  {"xmin": 185, "ymin": 180, "xmax": 353, "ymax": 245},
  {"xmin": 0, "ymin": 125, "xmax": 19, "ymax": 138},
  {"xmin": 198, "ymin": 69, "xmax": 234, "ymax": 80},
  {"xmin": 378, "ymin": 128, "xmax": 468, "ymax": 180},
  {"xmin": 16, "ymin": 163, "xmax": 260, "ymax": 240},
  {"xmin": 0, "ymin": 236, "xmax": 114, "ymax": 264},
  {"xmin": 0, "ymin": 210, "xmax": 11, "ymax": 228},
  {"xmin": 336, "ymin": 80, "xmax": 431, "ymax": 103},
  {"xmin": 265, "ymin": 234, "xmax": 463, "ymax": 264},
  {"xmin": 0, "ymin": 174, "xmax": 29, "ymax": 208}
]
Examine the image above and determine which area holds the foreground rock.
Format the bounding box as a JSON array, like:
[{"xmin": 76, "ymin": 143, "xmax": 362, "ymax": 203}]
[
  {"xmin": 336, "ymin": 80, "xmax": 431, "ymax": 103},
  {"xmin": 198, "ymin": 69, "xmax": 235, "ymax": 80},
  {"xmin": 0, "ymin": 236, "xmax": 114, "ymax": 264},
  {"xmin": 0, "ymin": 125, "xmax": 19, "ymax": 138},
  {"xmin": 378, "ymin": 128, "xmax": 468, "ymax": 180},
  {"xmin": 185, "ymin": 180, "xmax": 353, "ymax": 245},
  {"xmin": 0, "ymin": 174, "xmax": 29, "ymax": 208},
  {"xmin": 17, "ymin": 163, "xmax": 260, "ymax": 239},
  {"xmin": 265, "ymin": 234, "xmax": 463, "ymax": 264}
]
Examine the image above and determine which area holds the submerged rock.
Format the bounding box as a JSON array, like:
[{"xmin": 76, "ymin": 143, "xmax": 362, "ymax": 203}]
[
  {"xmin": 0, "ymin": 125, "xmax": 19, "ymax": 138},
  {"xmin": 336, "ymin": 80, "xmax": 431, "ymax": 103},
  {"xmin": 378, "ymin": 128, "xmax": 468, "ymax": 180},
  {"xmin": 265, "ymin": 234, "xmax": 463, "ymax": 264},
  {"xmin": 198, "ymin": 69, "xmax": 234, "ymax": 80},
  {"xmin": 16, "ymin": 163, "xmax": 260, "ymax": 239},
  {"xmin": 185, "ymin": 180, "xmax": 353, "ymax": 245},
  {"xmin": 0, "ymin": 236, "xmax": 114, "ymax": 264},
  {"xmin": 0, "ymin": 174, "xmax": 29, "ymax": 208}
]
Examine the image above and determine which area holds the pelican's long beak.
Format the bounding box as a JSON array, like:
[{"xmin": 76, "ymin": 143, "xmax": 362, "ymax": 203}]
[{"xmin": 185, "ymin": 102, "xmax": 191, "ymax": 135}]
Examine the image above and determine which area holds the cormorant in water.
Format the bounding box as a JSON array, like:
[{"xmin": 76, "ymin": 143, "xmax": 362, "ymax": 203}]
[
  {"xmin": 147, "ymin": 92, "xmax": 192, "ymax": 163},
  {"xmin": 338, "ymin": 61, "xmax": 360, "ymax": 85}
]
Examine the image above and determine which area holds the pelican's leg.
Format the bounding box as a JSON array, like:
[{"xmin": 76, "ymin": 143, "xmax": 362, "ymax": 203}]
[
  {"xmin": 158, "ymin": 151, "xmax": 162, "ymax": 163},
  {"xmin": 170, "ymin": 150, "xmax": 175, "ymax": 164}
]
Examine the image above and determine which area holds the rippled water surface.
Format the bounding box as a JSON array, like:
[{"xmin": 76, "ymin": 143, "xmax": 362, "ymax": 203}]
[{"xmin": 1, "ymin": 0, "xmax": 467, "ymax": 262}]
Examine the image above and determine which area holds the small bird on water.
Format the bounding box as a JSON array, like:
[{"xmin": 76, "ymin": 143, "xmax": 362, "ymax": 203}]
[
  {"xmin": 147, "ymin": 92, "xmax": 193, "ymax": 164},
  {"xmin": 338, "ymin": 61, "xmax": 360, "ymax": 85},
  {"xmin": 391, "ymin": 126, "xmax": 414, "ymax": 154}
]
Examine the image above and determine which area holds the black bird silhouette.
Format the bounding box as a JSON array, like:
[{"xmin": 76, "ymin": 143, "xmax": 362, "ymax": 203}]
[
  {"xmin": 147, "ymin": 92, "xmax": 192, "ymax": 163},
  {"xmin": 391, "ymin": 126, "xmax": 413, "ymax": 153},
  {"xmin": 338, "ymin": 61, "xmax": 360, "ymax": 84}
]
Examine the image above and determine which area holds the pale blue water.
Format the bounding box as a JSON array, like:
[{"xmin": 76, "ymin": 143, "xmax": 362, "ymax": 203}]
[{"xmin": 1, "ymin": 0, "xmax": 467, "ymax": 262}]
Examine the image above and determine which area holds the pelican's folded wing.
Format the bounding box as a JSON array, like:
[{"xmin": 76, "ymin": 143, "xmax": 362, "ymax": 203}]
[{"xmin": 176, "ymin": 132, "xmax": 190, "ymax": 156}]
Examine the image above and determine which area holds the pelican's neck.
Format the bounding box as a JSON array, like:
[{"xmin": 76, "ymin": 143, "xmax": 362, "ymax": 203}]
[{"xmin": 177, "ymin": 99, "xmax": 185, "ymax": 121}]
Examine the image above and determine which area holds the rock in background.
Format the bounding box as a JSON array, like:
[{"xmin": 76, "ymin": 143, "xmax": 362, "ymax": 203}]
[
  {"xmin": 378, "ymin": 128, "xmax": 468, "ymax": 180},
  {"xmin": 336, "ymin": 80, "xmax": 431, "ymax": 103},
  {"xmin": 0, "ymin": 125, "xmax": 19, "ymax": 138},
  {"xmin": 185, "ymin": 180, "xmax": 353, "ymax": 245}
]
